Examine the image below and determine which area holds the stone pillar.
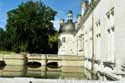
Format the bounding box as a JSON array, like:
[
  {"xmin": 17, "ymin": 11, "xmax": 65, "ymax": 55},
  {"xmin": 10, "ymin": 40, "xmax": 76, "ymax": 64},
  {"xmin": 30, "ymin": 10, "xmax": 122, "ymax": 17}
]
[
  {"xmin": 0, "ymin": 54, "xmax": 3, "ymax": 61},
  {"xmin": 41, "ymin": 54, "xmax": 47, "ymax": 66}
]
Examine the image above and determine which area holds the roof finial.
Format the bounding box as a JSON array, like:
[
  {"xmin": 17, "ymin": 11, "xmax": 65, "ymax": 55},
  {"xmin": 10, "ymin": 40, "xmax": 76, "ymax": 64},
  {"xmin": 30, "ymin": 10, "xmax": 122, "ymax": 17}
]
[{"xmin": 67, "ymin": 10, "xmax": 73, "ymax": 21}]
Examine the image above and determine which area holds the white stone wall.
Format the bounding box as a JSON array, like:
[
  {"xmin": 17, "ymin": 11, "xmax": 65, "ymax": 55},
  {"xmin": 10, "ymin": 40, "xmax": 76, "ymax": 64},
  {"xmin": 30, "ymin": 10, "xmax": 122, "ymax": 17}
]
[
  {"xmin": 74, "ymin": 25, "xmax": 84, "ymax": 56},
  {"xmin": 58, "ymin": 0, "xmax": 125, "ymax": 67},
  {"xmin": 115, "ymin": 0, "xmax": 125, "ymax": 65},
  {"xmin": 82, "ymin": 0, "xmax": 114, "ymax": 61},
  {"xmin": 58, "ymin": 28, "xmax": 85, "ymax": 56},
  {"xmin": 93, "ymin": 0, "xmax": 114, "ymax": 62},
  {"xmin": 84, "ymin": 15, "xmax": 92, "ymax": 59},
  {"xmin": 80, "ymin": 0, "xmax": 115, "ymax": 71},
  {"xmin": 58, "ymin": 34, "xmax": 76, "ymax": 55},
  {"xmin": 80, "ymin": 0, "xmax": 125, "ymax": 72}
]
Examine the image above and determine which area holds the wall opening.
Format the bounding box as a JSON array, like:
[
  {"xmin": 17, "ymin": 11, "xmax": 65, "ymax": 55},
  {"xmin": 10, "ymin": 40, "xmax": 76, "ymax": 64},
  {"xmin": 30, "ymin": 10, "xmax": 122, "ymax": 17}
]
[
  {"xmin": 47, "ymin": 62, "xmax": 59, "ymax": 69},
  {"xmin": 0, "ymin": 61, "xmax": 6, "ymax": 69},
  {"xmin": 27, "ymin": 61, "xmax": 41, "ymax": 68}
]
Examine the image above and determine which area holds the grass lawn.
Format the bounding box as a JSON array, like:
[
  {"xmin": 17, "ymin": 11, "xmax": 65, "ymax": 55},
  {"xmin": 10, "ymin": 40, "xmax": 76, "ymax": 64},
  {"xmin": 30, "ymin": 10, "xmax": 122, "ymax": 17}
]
[{"xmin": 0, "ymin": 51, "xmax": 16, "ymax": 55}]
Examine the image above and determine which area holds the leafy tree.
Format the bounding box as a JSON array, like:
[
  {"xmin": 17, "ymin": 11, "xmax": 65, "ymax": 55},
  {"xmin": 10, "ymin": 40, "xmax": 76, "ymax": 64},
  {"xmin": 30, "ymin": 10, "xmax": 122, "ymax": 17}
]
[
  {"xmin": 6, "ymin": 0, "xmax": 58, "ymax": 53},
  {"xmin": 0, "ymin": 28, "xmax": 5, "ymax": 50},
  {"xmin": 0, "ymin": 27, "xmax": 16, "ymax": 52},
  {"xmin": 48, "ymin": 31, "xmax": 58, "ymax": 54}
]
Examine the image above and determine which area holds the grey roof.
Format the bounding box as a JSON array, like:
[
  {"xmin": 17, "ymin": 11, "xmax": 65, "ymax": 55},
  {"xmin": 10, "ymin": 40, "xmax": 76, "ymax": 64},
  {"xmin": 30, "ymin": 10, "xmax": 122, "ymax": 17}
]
[{"xmin": 59, "ymin": 20, "xmax": 75, "ymax": 34}]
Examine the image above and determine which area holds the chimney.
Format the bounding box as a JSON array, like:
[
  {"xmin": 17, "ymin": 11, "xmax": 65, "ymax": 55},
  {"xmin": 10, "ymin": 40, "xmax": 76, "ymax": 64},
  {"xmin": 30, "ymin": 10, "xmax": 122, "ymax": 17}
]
[
  {"xmin": 81, "ymin": 1, "xmax": 88, "ymax": 16},
  {"xmin": 67, "ymin": 10, "xmax": 73, "ymax": 21},
  {"xmin": 88, "ymin": 0, "xmax": 92, "ymax": 4},
  {"xmin": 77, "ymin": 14, "xmax": 81, "ymax": 23}
]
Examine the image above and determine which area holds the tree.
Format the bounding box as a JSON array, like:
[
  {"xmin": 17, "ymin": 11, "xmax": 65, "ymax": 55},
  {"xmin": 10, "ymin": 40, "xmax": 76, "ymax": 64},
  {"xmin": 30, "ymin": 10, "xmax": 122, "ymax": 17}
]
[
  {"xmin": 0, "ymin": 28, "xmax": 5, "ymax": 50},
  {"xmin": 48, "ymin": 31, "xmax": 58, "ymax": 54},
  {"xmin": 6, "ymin": 0, "xmax": 58, "ymax": 53}
]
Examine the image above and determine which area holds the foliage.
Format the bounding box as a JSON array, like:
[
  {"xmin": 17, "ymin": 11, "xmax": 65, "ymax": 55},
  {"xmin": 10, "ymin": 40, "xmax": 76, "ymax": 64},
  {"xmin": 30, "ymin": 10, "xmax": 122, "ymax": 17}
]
[
  {"xmin": 0, "ymin": 51, "xmax": 15, "ymax": 55},
  {"xmin": 48, "ymin": 31, "xmax": 58, "ymax": 53},
  {"xmin": 0, "ymin": 0, "xmax": 58, "ymax": 54},
  {"xmin": 0, "ymin": 28, "xmax": 6, "ymax": 50}
]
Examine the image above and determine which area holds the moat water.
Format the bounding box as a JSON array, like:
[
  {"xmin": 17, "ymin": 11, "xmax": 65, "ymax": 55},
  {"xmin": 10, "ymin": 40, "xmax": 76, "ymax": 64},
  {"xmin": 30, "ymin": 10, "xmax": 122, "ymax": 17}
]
[{"xmin": 0, "ymin": 65, "xmax": 97, "ymax": 80}]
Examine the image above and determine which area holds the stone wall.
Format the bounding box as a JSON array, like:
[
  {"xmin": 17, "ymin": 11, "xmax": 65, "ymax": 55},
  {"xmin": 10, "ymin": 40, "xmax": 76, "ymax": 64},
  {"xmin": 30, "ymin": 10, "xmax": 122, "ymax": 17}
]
[{"xmin": 115, "ymin": 0, "xmax": 125, "ymax": 65}]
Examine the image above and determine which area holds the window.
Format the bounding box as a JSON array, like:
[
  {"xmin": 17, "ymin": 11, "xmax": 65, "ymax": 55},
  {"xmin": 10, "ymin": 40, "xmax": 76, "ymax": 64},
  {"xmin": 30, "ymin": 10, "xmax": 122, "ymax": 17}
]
[
  {"xmin": 98, "ymin": 33, "xmax": 101, "ymax": 37},
  {"xmin": 111, "ymin": 26, "xmax": 115, "ymax": 32},
  {"xmin": 96, "ymin": 20, "xmax": 101, "ymax": 27},
  {"xmin": 107, "ymin": 29, "xmax": 110, "ymax": 33},
  {"xmin": 58, "ymin": 39, "xmax": 62, "ymax": 48},
  {"xmin": 62, "ymin": 37, "xmax": 66, "ymax": 43},
  {"xmin": 96, "ymin": 20, "xmax": 101, "ymax": 38},
  {"xmin": 106, "ymin": 7, "xmax": 114, "ymax": 33}
]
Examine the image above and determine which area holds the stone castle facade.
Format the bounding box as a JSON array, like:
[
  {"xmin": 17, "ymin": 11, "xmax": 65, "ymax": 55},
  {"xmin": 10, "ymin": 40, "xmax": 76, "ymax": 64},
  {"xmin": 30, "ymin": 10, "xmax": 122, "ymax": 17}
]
[{"xmin": 58, "ymin": 0, "xmax": 125, "ymax": 80}]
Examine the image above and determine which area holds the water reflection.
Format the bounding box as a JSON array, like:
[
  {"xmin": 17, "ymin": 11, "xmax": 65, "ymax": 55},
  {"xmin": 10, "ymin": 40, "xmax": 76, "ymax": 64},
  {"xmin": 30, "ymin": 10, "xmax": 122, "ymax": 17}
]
[{"xmin": 0, "ymin": 65, "xmax": 96, "ymax": 80}]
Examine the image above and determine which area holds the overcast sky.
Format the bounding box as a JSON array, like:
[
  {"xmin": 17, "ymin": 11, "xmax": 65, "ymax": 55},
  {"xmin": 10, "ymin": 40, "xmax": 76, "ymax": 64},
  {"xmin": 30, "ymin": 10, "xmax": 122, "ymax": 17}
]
[{"xmin": 0, "ymin": 0, "xmax": 87, "ymax": 30}]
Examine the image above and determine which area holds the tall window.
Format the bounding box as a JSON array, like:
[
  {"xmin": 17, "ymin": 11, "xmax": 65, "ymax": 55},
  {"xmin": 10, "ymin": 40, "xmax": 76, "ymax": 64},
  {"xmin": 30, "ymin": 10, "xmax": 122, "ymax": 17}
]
[
  {"xmin": 110, "ymin": 8, "xmax": 114, "ymax": 32},
  {"xmin": 62, "ymin": 37, "xmax": 66, "ymax": 43},
  {"xmin": 106, "ymin": 7, "xmax": 114, "ymax": 33},
  {"xmin": 96, "ymin": 20, "xmax": 101, "ymax": 38}
]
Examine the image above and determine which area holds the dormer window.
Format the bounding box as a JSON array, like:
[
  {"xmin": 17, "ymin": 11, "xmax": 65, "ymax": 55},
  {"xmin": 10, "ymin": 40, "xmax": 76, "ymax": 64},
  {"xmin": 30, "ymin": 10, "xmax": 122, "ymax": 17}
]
[{"xmin": 111, "ymin": 8, "xmax": 114, "ymax": 16}]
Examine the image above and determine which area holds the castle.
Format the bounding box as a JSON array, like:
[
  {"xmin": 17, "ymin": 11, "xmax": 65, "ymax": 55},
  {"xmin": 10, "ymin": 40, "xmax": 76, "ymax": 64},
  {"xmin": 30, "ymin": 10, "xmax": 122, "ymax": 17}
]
[{"xmin": 58, "ymin": 0, "xmax": 125, "ymax": 80}]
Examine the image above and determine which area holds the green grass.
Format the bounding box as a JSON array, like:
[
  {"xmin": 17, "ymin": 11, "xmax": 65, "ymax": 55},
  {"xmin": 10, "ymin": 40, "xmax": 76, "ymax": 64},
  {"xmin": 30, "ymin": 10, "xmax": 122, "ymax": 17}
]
[{"xmin": 0, "ymin": 51, "xmax": 16, "ymax": 55}]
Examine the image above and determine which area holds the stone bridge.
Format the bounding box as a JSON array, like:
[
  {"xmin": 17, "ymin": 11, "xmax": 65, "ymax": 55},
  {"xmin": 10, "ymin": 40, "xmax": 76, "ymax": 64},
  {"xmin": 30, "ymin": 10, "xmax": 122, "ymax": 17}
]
[{"xmin": 0, "ymin": 54, "xmax": 84, "ymax": 67}]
